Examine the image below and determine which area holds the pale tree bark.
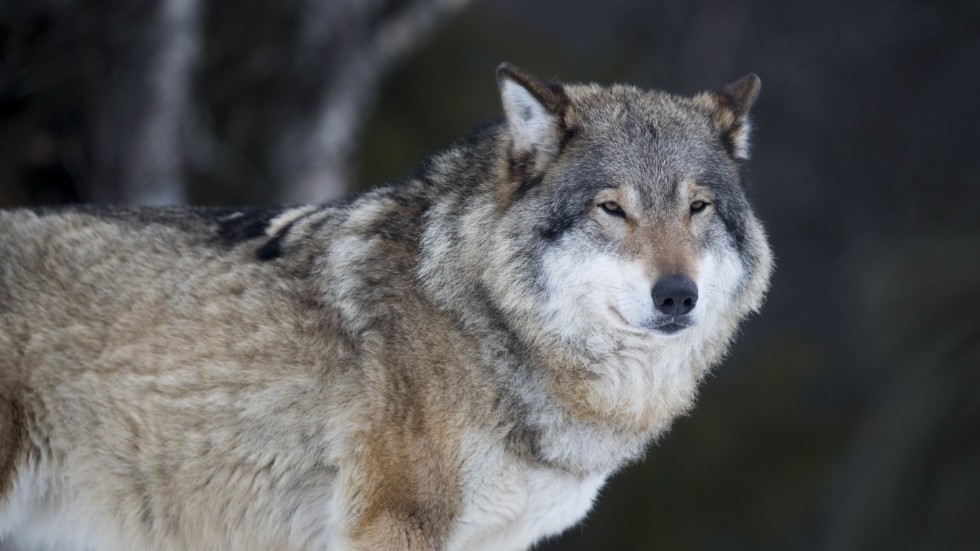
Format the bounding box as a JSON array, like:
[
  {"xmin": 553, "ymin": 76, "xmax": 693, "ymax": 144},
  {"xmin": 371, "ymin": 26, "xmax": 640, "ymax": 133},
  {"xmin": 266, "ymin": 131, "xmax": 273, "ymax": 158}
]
[
  {"xmin": 75, "ymin": 0, "xmax": 470, "ymax": 205},
  {"xmin": 87, "ymin": 0, "xmax": 202, "ymax": 205},
  {"xmin": 270, "ymin": 0, "xmax": 474, "ymax": 204}
]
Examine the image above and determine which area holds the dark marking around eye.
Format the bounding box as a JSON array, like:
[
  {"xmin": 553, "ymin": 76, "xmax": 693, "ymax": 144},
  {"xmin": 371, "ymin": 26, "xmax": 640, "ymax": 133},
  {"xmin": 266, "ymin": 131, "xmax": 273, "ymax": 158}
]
[
  {"xmin": 539, "ymin": 211, "xmax": 578, "ymax": 241},
  {"xmin": 715, "ymin": 199, "xmax": 748, "ymax": 253}
]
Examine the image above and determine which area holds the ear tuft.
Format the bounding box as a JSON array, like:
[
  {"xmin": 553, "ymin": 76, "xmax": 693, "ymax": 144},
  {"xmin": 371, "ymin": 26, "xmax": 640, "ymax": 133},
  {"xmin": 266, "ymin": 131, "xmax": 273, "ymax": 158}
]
[
  {"xmin": 497, "ymin": 63, "xmax": 568, "ymax": 162},
  {"xmin": 705, "ymin": 74, "xmax": 761, "ymax": 160}
]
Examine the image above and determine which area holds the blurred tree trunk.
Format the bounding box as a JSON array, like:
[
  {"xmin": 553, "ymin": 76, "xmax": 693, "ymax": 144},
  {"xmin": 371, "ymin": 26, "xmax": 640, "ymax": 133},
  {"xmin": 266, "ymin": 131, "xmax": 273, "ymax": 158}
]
[
  {"xmin": 268, "ymin": 0, "xmax": 472, "ymax": 203},
  {"xmin": 31, "ymin": 0, "xmax": 471, "ymax": 205},
  {"xmin": 87, "ymin": 0, "xmax": 202, "ymax": 205}
]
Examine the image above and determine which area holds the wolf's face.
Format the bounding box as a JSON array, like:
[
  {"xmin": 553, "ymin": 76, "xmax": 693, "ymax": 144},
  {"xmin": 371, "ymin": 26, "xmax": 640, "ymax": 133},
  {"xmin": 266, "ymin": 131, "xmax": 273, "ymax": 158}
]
[
  {"xmin": 489, "ymin": 66, "xmax": 771, "ymax": 352},
  {"xmin": 535, "ymin": 94, "xmax": 750, "ymax": 342}
]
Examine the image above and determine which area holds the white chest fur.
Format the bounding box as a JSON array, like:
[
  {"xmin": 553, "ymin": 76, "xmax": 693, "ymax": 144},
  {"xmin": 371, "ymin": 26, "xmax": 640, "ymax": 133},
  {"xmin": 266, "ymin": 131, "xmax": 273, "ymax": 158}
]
[{"xmin": 447, "ymin": 461, "xmax": 608, "ymax": 551}]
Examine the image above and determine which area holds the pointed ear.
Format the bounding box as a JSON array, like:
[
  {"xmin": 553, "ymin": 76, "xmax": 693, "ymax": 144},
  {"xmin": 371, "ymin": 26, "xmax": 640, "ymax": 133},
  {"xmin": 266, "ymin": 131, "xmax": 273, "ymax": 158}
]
[
  {"xmin": 700, "ymin": 74, "xmax": 761, "ymax": 160},
  {"xmin": 497, "ymin": 63, "xmax": 570, "ymax": 171}
]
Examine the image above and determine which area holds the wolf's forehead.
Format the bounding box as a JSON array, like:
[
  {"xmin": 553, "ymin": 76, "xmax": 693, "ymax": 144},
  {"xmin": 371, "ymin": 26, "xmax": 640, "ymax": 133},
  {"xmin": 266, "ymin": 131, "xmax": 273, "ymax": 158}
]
[
  {"xmin": 576, "ymin": 90, "xmax": 713, "ymax": 148},
  {"xmin": 573, "ymin": 97, "xmax": 729, "ymax": 195},
  {"xmin": 573, "ymin": 86, "xmax": 708, "ymax": 133}
]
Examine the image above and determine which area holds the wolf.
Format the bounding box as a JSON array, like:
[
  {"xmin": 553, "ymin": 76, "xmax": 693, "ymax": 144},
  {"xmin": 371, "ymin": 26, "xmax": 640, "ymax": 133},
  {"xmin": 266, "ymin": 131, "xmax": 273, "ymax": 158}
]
[{"xmin": 0, "ymin": 64, "xmax": 772, "ymax": 550}]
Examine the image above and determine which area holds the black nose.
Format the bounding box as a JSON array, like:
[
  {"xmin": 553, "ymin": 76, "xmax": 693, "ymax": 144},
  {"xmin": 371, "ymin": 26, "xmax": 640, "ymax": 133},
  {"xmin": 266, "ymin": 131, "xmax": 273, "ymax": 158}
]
[{"xmin": 652, "ymin": 275, "xmax": 698, "ymax": 316}]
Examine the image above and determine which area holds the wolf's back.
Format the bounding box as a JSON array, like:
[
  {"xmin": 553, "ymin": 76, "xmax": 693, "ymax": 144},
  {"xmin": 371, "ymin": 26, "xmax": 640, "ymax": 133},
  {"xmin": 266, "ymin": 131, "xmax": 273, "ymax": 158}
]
[
  {"xmin": 2, "ymin": 209, "xmax": 235, "ymax": 358},
  {"xmin": 0, "ymin": 207, "xmax": 341, "ymax": 549},
  {"xmin": 0, "ymin": 207, "xmax": 323, "ymax": 378}
]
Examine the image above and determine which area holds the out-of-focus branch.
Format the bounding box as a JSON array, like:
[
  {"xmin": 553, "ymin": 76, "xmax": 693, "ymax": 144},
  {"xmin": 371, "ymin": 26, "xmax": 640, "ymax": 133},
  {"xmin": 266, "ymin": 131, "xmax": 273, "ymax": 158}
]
[
  {"xmin": 89, "ymin": 0, "xmax": 202, "ymax": 205},
  {"xmin": 273, "ymin": 0, "xmax": 474, "ymax": 204}
]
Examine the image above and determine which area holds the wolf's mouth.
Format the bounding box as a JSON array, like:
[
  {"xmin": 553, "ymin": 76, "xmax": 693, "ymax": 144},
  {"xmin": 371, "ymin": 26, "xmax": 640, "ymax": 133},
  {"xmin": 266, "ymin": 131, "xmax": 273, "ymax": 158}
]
[
  {"xmin": 607, "ymin": 306, "xmax": 635, "ymax": 328},
  {"xmin": 650, "ymin": 317, "xmax": 693, "ymax": 335},
  {"xmin": 608, "ymin": 307, "xmax": 693, "ymax": 336}
]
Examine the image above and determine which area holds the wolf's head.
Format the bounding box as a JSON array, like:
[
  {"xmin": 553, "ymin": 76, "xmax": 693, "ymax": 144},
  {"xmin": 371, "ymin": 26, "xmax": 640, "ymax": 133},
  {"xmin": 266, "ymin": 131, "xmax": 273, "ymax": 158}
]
[
  {"xmin": 419, "ymin": 65, "xmax": 772, "ymax": 448},
  {"xmin": 473, "ymin": 64, "xmax": 772, "ymax": 355}
]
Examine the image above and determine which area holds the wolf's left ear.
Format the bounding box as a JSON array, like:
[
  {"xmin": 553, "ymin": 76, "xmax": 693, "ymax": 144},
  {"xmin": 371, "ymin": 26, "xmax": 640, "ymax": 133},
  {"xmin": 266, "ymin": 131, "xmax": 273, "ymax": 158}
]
[
  {"xmin": 497, "ymin": 63, "xmax": 570, "ymax": 175},
  {"xmin": 700, "ymin": 74, "xmax": 761, "ymax": 160}
]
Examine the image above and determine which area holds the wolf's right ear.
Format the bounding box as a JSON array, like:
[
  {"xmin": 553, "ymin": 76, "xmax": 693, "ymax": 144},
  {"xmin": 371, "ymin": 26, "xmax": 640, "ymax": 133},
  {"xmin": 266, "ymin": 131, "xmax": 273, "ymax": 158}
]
[
  {"xmin": 699, "ymin": 74, "xmax": 761, "ymax": 160},
  {"xmin": 497, "ymin": 64, "xmax": 570, "ymax": 179}
]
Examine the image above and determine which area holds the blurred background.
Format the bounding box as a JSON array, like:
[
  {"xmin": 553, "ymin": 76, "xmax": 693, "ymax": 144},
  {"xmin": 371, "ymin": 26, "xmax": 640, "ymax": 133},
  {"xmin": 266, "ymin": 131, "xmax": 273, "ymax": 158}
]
[{"xmin": 2, "ymin": 0, "xmax": 979, "ymax": 549}]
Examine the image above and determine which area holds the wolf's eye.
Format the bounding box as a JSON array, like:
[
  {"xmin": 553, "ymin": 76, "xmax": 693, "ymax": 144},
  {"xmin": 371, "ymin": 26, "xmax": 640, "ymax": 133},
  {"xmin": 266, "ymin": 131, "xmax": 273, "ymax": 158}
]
[
  {"xmin": 690, "ymin": 200, "xmax": 709, "ymax": 214},
  {"xmin": 599, "ymin": 201, "xmax": 625, "ymax": 218}
]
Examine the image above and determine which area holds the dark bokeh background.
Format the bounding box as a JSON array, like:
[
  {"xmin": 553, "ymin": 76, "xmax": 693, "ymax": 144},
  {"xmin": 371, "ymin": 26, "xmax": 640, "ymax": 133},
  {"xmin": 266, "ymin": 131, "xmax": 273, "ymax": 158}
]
[{"xmin": 3, "ymin": 0, "xmax": 979, "ymax": 549}]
